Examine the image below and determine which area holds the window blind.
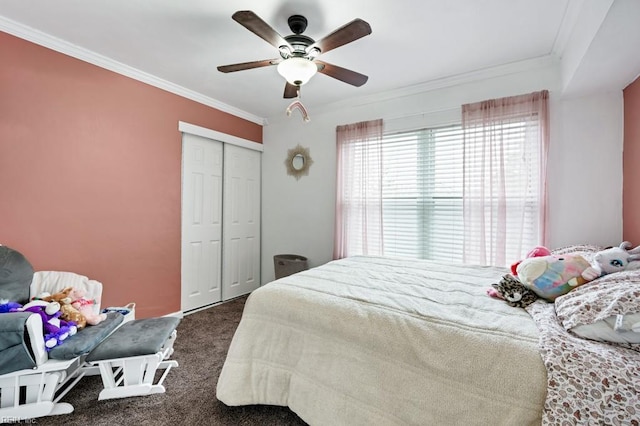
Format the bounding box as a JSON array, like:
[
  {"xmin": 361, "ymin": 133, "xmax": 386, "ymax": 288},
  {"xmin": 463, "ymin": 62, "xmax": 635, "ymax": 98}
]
[
  {"xmin": 381, "ymin": 118, "xmax": 540, "ymax": 264},
  {"xmin": 381, "ymin": 125, "xmax": 464, "ymax": 261}
]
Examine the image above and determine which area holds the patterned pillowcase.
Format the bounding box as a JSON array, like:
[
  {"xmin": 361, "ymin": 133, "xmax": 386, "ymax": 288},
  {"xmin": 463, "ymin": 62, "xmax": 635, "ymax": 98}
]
[{"xmin": 555, "ymin": 270, "xmax": 640, "ymax": 344}]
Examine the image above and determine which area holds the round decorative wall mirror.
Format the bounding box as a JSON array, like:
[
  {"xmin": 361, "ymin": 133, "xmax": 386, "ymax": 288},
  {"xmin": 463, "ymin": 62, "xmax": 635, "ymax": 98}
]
[
  {"xmin": 292, "ymin": 154, "xmax": 305, "ymax": 170},
  {"xmin": 285, "ymin": 144, "xmax": 313, "ymax": 180}
]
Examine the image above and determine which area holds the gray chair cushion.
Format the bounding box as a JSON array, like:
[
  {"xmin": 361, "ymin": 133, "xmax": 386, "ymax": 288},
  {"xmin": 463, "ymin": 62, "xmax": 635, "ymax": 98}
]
[
  {"xmin": 48, "ymin": 312, "xmax": 123, "ymax": 360},
  {"xmin": 0, "ymin": 312, "xmax": 36, "ymax": 374},
  {"xmin": 86, "ymin": 317, "xmax": 180, "ymax": 362},
  {"xmin": 0, "ymin": 246, "xmax": 34, "ymax": 304}
]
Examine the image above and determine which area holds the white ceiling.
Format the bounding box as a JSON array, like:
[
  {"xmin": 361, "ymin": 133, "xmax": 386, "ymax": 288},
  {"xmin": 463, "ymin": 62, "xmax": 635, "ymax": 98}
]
[{"xmin": 0, "ymin": 0, "xmax": 637, "ymax": 123}]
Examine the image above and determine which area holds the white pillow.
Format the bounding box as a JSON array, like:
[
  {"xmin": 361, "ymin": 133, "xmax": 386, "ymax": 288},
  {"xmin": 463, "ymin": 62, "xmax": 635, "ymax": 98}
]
[{"xmin": 571, "ymin": 313, "xmax": 640, "ymax": 344}]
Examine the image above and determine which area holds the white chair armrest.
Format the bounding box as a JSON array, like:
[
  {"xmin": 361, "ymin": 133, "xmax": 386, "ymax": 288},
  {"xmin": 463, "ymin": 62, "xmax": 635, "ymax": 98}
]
[{"xmin": 24, "ymin": 313, "xmax": 48, "ymax": 366}]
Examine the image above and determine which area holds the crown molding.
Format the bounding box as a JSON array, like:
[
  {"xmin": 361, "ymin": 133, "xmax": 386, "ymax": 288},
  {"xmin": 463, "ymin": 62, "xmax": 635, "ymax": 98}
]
[
  {"xmin": 306, "ymin": 55, "xmax": 558, "ymax": 117},
  {"xmin": 178, "ymin": 121, "xmax": 264, "ymax": 152},
  {"xmin": 551, "ymin": 0, "xmax": 585, "ymax": 59},
  {"xmin": 0, "ymin": 16, "xmax": 267, "ymax": 126}
]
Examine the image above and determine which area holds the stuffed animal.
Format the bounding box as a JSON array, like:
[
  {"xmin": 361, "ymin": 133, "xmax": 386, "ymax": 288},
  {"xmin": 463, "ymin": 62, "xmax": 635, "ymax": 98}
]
[
  {"xmin": 516, "ymin": 254, "xmax": 598, "ymax": 301},
  {"xmin": 21, "ymin": 300, "xmax": 77, "ymax": 351},
  {"xmin": 591, "ymin": 241, "xmax": 640, "ymax": 276},
  {"xmin": 489, "ymin": 274, "xmax": 539, "ymax": 308},
  {"xmin": 39, "ymin": 287, "xmax": 87, "ymax": 329},
  {"xmin": 510, "ymin": 246, "xmax": 551, "ymax": 276},
  {"xmin": 0, "ymin": 299, "xmax": 22, "ymax": 313},
  {"xmin": 70, "ymin": 287, "xmax": 106, "ymax": 326}
]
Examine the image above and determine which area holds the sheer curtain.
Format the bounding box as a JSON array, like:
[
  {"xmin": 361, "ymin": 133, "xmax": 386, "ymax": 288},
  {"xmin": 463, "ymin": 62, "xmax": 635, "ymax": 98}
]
[
  {"xmin": 462, "ymin": 90, "xmax": 549, "ymax": 266},
  {"xmin": 334, "ymin": 119, "xmax": 384, "ymax": 259}
]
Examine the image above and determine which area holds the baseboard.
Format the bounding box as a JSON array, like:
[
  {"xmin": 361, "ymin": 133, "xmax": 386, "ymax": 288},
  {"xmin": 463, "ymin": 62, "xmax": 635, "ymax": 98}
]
[{"xmin": 182, "ymin": 294, "xmax": 249, "ymax": 317}]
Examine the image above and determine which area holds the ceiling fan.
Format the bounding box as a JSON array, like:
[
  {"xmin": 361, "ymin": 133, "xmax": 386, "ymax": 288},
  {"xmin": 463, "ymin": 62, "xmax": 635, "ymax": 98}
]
[{"xmin": 217, "ymin": 11, "xmax": 372, "ymax": 99}]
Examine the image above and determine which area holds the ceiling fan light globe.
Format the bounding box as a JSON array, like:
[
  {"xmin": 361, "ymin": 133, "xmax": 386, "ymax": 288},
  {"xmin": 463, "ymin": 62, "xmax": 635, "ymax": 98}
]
[{"xmin": 277, "ymin": 57, "xmax": 317, "ymax": 86}]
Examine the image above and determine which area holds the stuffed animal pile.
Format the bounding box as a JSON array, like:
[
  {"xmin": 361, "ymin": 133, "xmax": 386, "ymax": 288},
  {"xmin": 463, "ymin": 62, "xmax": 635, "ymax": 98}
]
[
  {"xmin": 1, "ymin": 284, "xmax": 107, "ymax": 351},
  {"xmin": 38, "ymin": 287, "xmax": 87, "ymax": 329},
  {"xmin": 489, "ymin": 241, "xmax": 640, "ymax": 307},
  {"xmin": 0, "ymin": 298, "xmax": 78, "ymax": 351},
  {"xmin": 36, "ymin": 286, "xmax": 107, "ymax": 329}
]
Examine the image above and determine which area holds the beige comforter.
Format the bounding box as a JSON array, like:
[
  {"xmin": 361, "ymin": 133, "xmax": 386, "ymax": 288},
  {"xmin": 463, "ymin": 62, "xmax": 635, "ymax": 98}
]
[{"xmin": 216, "ymin": 256, "xmax": 547, "ymax": 425}]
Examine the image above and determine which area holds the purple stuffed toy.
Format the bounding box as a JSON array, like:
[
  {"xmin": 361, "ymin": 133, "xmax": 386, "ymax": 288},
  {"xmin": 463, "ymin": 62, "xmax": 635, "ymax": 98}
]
[
  {"xmin": 21, "ymin": 300, "xmax": 78, "ymax": 351},
  {"xmin": 0, "ymin": 299, "xmax": 23, "ymax": 313}
]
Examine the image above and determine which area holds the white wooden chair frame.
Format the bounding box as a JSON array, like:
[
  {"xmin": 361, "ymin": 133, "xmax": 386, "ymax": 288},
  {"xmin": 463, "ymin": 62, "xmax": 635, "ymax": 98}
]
[
  {"xmin": 0, "ymin": 358, "xmax": 82, "ymax": 421},
  {"xmin": 0, "ymin": 271, "xmax": 178, "ymax": 423},
  {"xmin": 0, "ymin": 329, "xmax": 178, "ymax": 423},
  {"xmin": 91, "ymin": 330, "xmax": 178, "ymax": 400}
]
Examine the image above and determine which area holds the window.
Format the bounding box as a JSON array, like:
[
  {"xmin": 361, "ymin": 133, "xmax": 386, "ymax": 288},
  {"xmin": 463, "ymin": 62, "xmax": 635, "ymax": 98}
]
[
  {"xmin": 381, "ymin": 119, "xmax": 542, "ymax": 265},
  {"xmin": 335, "ymin": 91, "xmax": 548, "ymax": 266},
  {"xmin": 381, "ymin": 126, "xmax": 464, "ymax": 262}
]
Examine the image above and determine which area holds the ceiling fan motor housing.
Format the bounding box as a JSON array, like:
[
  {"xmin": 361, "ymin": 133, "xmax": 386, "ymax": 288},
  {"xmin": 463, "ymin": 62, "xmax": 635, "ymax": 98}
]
[
  {"xmin": 288, "ymin": 15, "xmax": 308, "ymax": 34},
  {"xmin": 282, "ymin": 15, "xmax": 315, "ymax": 57},
  {"xmin": 283, "ymin": 35, "xmax": 315, "ymax": 56}
]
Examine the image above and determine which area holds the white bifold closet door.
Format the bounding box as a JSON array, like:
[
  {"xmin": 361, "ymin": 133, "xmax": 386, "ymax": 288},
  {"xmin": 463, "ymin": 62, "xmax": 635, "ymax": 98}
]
[
  {"xmin": 181, "ymin": 134, "xmax": 223, "ymax": 311},
  {"xmin": 222, "ymin": 143, "xmax": 261, "ymax": 301},
  {"xmin": 181, "ymin": 132, "xmax": 261, "ymax": 312}
]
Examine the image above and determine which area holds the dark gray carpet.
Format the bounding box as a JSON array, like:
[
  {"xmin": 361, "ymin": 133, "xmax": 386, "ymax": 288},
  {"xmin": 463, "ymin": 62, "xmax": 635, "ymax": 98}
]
[{"xmin": 36, "ymin": 296, "xmax": 307, "ymax": 426}]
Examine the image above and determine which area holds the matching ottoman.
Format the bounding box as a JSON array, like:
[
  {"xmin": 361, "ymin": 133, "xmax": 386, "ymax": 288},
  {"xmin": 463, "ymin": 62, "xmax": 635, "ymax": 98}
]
[{"xmin": 86, "ymin": 317, "xmax": 180, "ymax": 400}]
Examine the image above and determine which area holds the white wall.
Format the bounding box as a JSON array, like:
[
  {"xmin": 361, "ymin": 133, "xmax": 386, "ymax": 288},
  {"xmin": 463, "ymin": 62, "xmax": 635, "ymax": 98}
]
[
  {"xmin": 547, "ymin": 90, "xmax": 623, "ymax": 248},
  {"xmin": 261, "ymin": 64, "xmax": 623, "ymax": 284}
]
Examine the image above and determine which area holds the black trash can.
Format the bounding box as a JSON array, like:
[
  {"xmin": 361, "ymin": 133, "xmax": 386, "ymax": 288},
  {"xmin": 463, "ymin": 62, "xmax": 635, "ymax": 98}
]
[{"xmin": 274, "ymin": 254, "xmax": 309, "ymax": 279}]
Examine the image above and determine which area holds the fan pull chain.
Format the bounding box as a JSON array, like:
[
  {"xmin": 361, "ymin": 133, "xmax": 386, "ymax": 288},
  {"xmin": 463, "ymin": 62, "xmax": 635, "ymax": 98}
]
[{"xmin": 285, "ymin": 90, "xmax": 310, "ymax": 122}]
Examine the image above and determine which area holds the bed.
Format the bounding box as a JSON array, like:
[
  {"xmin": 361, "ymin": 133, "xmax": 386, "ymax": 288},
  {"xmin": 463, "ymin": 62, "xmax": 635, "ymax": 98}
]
[{"xmin": 217, "ymin": 252, "xmax": 640, "ymax": 425}]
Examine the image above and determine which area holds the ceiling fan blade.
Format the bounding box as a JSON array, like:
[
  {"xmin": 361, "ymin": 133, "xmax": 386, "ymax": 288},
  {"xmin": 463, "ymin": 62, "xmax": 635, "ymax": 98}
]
[
  {"xmin": 316, "ymin": 61, "xmax": 368, "ymax": 87},
  {"xmin": 311, "ymin": 19, "xmax": 371, "ymax": 54},
  {"xmin": 232, "ymin": 11, "xmax": 291, "ymax": 49},
  {"xmin": 217, "ymin": 59, "xmax": 280, "ymax": 73},
  {"xmin": 283, "ymin": 82, "xmax": 299, "ymax": 98}
]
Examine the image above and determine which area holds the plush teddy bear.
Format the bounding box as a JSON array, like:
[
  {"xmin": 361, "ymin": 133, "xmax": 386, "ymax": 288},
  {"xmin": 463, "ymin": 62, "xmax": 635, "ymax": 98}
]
[
  {"xmin": 591, "ymin": 241, "xmax": 640, "ymax": 276},
  {"xmin": 69, "ymin": 287, "xmax": 106, "ymax": 326},
  {"xmin": 516, "ymin": 254, "xmax": 598, "ymax": 301},
  {"xmin": 489, "ymin": 274, "xmax": 539, "ymax": 308},
  {"xmin": 21, "ymin": 300, "xmax": 77, "ymax": 351},
  {"xmin": 38, "ymin": 287, "xmax": 87, "ymax": 329}
]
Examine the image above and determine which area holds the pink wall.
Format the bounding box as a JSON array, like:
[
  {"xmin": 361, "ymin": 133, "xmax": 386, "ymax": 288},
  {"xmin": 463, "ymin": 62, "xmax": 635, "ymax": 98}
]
[
  {"xmin": 0, "ymin": 32, "xmax": 262, "ymax": 318},
  {"xmin": 624, "ymin": 76, "xmax": 640, "ymax": 243}
]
